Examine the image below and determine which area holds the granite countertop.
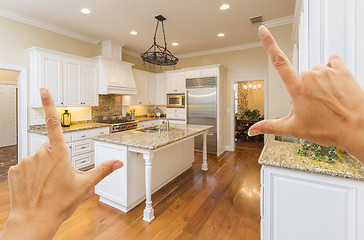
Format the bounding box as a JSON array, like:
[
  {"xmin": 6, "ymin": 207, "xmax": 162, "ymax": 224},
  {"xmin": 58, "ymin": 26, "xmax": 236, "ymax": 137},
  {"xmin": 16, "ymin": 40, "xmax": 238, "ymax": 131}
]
[
  {"xmin": 259, "ymin": 134, "xmax": 364, "ymax": 181},
  {"xmin": 93, "ymin": 124, "xmax": 212, "ymax": 150},
  {"xmin": 28, "ymin": 123, "xmax": 111, "ymax": 135}
]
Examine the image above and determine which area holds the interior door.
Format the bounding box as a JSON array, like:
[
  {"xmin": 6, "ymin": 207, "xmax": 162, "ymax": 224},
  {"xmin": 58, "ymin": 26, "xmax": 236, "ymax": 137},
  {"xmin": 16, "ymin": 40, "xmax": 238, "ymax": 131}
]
[{"xmin": 0, "ymin": 83, "xmax": 17, "ymax": 147}]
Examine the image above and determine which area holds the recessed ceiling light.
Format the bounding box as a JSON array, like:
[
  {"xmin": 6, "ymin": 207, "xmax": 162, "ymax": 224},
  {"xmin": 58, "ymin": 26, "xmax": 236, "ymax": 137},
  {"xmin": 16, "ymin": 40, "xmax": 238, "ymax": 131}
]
[
  {"xmin": 220, "ymin": 4, "xmax": 230, "ymax": 10},
  {"xmin": 130, "ymin": 31, "xmax": 138, "ymax": 35},
  {"xmin": 172, "ymin": 42, "xmax": 179, "ymax": 46},
  {"xmin": 217, "ymin": 33, "xmax": 225, "ymax": 37},
  {"xmin": 81, "ymin": 8, "xmax": 91, "ymax": 14}
]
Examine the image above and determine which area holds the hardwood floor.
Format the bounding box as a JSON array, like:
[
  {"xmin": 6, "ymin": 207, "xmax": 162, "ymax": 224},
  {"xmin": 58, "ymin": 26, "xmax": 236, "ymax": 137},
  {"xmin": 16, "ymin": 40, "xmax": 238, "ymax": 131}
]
[
  {"xmin": 0, "ymin": 142, "xmax": 263, "ymax": 240},
  {"xmin": 0, "ymin": 145, "xmax": 17, "ymax": 183}
]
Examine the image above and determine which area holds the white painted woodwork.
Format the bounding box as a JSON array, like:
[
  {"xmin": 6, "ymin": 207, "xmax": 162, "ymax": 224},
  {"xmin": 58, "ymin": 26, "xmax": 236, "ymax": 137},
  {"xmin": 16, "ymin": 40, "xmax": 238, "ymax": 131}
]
[
  {"xmin": 29, "ymin": 126, "xmax": 109, "ymax": 169},
  {"xmin": 201, "ymin": 131, "xmax": 208, "ymax": 171},
  {"xmin": 94, "ymin": 132, "xmax": 210, "ymax": 220},
  {"xmin": 261, "ymin": 166, "xmax": 364, "ymax": 240},
  {"xmin": 96, "ymin": 56, "xmax": 136, "ymax": 95},
  {"xmin": 122, "ymin": 69, "xmax": 157, "ymax": 106},
  {"xmin": 155, "ymin": 73, "xmax": 167, "ymax": 105},
  {"xmin": 0, "ymin": 83, "xmax": 17, "ymax": 147},
  {"xmin": 27, "ymin": 47, "xmax": 98, "ymax": 107},
  {"xmin": 168, "ymin": 120, "xmax": 186, "ymax": 124},
  {"xmin": 292, "ymin": 0, "xmax": 364, "ymax": 88},
  {"xmin": 166, "ymin": 108, "xmax": 186, "ymax": 120},
  {"xmin": 166, "ymin": 71, "xmax": 186, "ymax": 93}
]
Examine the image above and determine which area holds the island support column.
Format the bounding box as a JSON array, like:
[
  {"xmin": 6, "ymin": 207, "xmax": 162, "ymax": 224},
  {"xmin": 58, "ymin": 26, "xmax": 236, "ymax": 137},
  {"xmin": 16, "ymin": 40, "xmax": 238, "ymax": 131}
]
[
  {"xmin": 202, "ymin": 131, "xmax": 208, "ymax": 171},
  {"xmin": 143, "ymin": 153, "xmax": 155, "ymax": 222}
]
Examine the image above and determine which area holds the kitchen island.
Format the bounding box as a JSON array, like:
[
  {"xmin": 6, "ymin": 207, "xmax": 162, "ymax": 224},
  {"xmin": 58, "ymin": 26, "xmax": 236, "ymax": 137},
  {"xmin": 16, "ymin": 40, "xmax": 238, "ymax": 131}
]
[
  {"xmin": 259, "ymin": 135, "xmax": 364, "ymax": 240},
  {"xmin": 93, "ymin": 124, "xmax": 213, "ymax": 222}
]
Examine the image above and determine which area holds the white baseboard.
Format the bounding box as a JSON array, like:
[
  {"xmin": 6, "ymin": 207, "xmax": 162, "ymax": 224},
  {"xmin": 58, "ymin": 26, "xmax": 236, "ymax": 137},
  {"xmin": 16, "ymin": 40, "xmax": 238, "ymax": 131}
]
[{"xmin": 225, "ymin": 145, "xmax": 234, "ymax": 151}]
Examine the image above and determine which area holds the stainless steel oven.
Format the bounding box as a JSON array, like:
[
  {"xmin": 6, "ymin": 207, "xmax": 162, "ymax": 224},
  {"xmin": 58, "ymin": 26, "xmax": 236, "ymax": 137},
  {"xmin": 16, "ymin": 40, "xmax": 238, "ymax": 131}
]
[{"xmin": 167, "ymin": 93, "xmax": 185, "ymax": 108}]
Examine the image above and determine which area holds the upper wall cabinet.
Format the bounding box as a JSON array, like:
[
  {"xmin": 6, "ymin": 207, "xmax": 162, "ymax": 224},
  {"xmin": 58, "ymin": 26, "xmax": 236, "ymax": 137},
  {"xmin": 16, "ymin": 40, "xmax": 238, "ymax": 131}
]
[
  {"xmin": 165, "ymin": 71, "xmax": 186, "ymax": 93},
  {"xmin": 155, "ymin": 73, "xmax": 167, "ymax": 105},
  {"xmin": 185, "ymin": 68, "xmax": 219, "ymax": 79},
  {"xmin": 94, "ymin": 57, "xmax": 136, "ymax": 95},
  {"xmin": 28, "ymin": 47, "xmax": 98, "ymax": 107},
  {"xmin": 122, "ymin": 69, "xmax": 156, "ymax": 106}
]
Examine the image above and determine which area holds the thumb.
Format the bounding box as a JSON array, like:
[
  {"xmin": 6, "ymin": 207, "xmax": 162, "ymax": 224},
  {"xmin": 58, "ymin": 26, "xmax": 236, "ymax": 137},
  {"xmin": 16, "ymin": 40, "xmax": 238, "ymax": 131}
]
[
  {"xmin": 81, "ymin": 160, "xmax": 124, "ymax": 188},
  {"xmin": 248, "ymin": 118, "xmax": 288, "ymax": 136}
]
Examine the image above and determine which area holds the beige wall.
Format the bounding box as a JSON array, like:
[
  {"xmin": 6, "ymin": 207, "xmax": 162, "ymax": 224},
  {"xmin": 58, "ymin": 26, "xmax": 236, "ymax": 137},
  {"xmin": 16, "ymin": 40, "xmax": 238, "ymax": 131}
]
[
  {"xmin": 267, "ymin": 24, "xmax": 292, "ymax": 119},
  {"xmin": 0, "ymin": 69, "xmax": 18, "ymax": 83}
]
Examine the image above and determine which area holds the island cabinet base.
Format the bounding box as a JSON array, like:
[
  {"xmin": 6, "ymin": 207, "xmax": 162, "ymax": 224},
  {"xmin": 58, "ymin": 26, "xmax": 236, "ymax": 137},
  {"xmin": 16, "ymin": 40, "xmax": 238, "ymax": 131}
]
[
  {"xmin": 261, "ymin": 166, "xmax": 364, "ymax": 240},
  {"xmin": 94, "ymin": 138, "xmax": 194, "ymax": 213}
]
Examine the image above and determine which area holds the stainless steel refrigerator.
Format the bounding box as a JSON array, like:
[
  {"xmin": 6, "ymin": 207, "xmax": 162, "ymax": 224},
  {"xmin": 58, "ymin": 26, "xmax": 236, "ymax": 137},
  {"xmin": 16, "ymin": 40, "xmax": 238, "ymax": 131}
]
[{"xmin": 186, "ymin": 77, "xmax": 217, "ymax": 155}]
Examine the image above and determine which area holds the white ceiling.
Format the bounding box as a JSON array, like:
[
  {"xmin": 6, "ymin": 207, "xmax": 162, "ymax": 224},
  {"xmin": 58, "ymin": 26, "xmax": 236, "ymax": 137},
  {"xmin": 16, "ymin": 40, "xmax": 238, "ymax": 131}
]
[{"xmin": 0, "ymin": 0, "xmax": 295, "ymax": 56}]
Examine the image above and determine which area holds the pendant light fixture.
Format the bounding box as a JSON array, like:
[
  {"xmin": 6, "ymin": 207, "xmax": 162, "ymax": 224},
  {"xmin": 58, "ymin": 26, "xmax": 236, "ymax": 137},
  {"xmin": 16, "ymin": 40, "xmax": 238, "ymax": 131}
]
[{"xmin": 140, "ymin": 15, "xmax": 179, "ymax": 67}]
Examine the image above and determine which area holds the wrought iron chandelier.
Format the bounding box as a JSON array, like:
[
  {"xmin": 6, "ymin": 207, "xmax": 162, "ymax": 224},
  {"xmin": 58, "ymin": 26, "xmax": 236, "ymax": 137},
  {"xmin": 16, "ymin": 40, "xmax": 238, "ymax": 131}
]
[{"xmin": 140, "ymin": 15, "xmax": 179, "ymax": 67}]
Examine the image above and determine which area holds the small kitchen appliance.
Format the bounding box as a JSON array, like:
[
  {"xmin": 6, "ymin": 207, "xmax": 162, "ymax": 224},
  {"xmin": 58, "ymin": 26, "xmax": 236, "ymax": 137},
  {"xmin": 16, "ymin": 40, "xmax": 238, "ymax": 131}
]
[{"xmin": 167, "ymin": 93, "xmax": 185, "ymax": 108}]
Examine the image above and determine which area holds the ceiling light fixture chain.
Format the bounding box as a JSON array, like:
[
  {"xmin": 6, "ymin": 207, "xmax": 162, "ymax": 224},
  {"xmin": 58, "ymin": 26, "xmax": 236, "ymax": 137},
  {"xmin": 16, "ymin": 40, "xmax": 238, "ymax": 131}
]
[{"xmin": 140, "ymin": 15, "xmax": 179, "ymax": 67}]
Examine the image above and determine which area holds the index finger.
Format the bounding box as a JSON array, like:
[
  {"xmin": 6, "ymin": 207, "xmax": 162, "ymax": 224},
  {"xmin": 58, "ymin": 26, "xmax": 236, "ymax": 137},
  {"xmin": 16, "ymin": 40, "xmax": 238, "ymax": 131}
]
[
  {"xmin": 259, "ymin": 25, "xmax": 299, "ymax": 91},
  {"xmin": 40, "ymin": 88, "xmax": 65, "ymax": 150}
]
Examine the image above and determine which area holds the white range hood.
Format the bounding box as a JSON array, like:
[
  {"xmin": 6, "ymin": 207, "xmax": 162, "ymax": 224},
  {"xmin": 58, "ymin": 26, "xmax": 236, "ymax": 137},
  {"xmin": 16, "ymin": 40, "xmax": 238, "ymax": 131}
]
[{"xmin": 95, "ymin": 40, "xmax": 137, "ymax": 95}]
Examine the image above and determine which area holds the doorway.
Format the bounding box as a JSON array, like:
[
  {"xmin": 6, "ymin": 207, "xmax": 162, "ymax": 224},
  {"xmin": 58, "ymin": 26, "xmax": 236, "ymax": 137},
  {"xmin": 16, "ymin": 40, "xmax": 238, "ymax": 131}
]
[
  {"xmin": 232, "ymin": 79, "xmax": 267, "ymax": 150},
  {"xmin": 0, "ymin": 70, "xmax": 18, "ymax": 182}
]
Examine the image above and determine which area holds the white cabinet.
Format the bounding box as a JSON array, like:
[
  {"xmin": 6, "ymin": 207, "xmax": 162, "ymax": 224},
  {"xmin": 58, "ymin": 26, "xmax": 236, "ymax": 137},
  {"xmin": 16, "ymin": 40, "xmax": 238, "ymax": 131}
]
[
  {"xmin": 166, "ymin": 71, "xmax": 185, "ymax": 93},
  {"xmin": 123, "ymin": 70, "xmax": 157, "ymax": 106},
  {"xmin": 166, "ymin": 108, "xmax": 186, "ymax": 120},
  {"xmin": 261, "ymin": 165, "xmax": 364, "ymax": 240},
  {"xmin": 28, "ymin": 47, "xmax": 98, "ymax": 107},
  {"xmin": 292, "ymin": 0, "xmax": 364, "ymax": 88},
  {"xmin": 29, "ymin": 126, "xmax": 110, "ymax": 169},
  {"xmin": 155, "ymin": 73, "xmax": 167, "ymax": 105},
  {"xmin": 184, "ymin": 68, "xmax": 218, "ymax": 79}
]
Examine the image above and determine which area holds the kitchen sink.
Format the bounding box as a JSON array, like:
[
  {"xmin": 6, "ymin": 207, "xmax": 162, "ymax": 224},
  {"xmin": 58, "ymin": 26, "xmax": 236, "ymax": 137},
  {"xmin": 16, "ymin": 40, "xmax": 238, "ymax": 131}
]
[
  {"xmin": 274, "ymin": 135, "xmax": 302, "ymax": 143},
  {"xmin": 135, "ymin": 126, "xmax": 166, "ymax": 133}
]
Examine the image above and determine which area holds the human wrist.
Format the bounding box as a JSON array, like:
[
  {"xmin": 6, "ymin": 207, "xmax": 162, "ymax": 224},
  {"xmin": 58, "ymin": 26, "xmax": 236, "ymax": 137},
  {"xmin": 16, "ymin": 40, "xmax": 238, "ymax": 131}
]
[{"xmin": 0, "ymin": 213, "xmax": 61, "ymax": 240}]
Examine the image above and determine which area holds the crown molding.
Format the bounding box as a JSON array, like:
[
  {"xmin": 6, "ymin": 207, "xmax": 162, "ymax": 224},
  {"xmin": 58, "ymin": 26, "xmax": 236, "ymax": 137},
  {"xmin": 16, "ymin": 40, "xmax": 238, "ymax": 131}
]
[
  {"xmin": 0, "ymin": 7, "xmax": 100, "ymax": 45},
  {"xmin": 123, "ymin": 48, "xmax": 140, "ymax": 58},
  {"xmin": 177, "ymin": 42, "xmax": 263, "ymax": 59},
  {"xmin": 262, "ymin": 15, "xmax": 294, "ymax": 28}
]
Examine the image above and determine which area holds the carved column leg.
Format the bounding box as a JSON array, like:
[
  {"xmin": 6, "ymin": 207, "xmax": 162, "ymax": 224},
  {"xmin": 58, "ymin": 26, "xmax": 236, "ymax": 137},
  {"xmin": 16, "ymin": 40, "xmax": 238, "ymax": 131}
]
[
  {"xmin": 143, "ymin": 153, "xmax": 155, "ymax": 222},
  {"xmin": 202, "ymin": 131, "xmax": 208, "ymax": 171}
]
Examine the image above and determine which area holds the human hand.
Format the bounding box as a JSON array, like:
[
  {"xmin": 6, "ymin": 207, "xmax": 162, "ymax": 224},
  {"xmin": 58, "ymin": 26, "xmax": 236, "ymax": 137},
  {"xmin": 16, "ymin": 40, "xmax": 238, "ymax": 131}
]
[
  {"xmin": 249, "ymin": 25, "xmax": 364, "ymax": 162},
  {"xmin": 0, "ymin": 88, "xmax": 123, "ymax": 240}
]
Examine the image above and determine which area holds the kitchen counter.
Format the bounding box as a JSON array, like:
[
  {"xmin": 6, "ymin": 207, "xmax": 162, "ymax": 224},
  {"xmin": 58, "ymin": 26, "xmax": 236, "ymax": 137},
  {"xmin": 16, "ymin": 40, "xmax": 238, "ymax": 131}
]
[
  {"xmin": 93, "ymin": 124, "xmax": 212, "ymax": 150},
  {"xmin": 259, "ymin": 134, "xmax": 364, "ymax": 181},
  {"xmin": 28, "ymin": 122, "xmax": 110, "ymax": 135}
]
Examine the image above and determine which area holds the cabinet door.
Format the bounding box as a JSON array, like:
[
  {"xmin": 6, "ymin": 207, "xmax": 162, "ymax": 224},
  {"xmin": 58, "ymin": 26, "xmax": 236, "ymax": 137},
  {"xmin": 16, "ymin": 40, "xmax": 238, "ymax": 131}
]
[
  {"xmin": 63, "ymin": 57, "xmax": 82, "ymax": 106},
  {"xmin": 185, "ymin": 70, "xmax": 201, "ymax": 79},
  {"xmin": 41, "ymin": 53, "xmax": 63, "ymax": 106},
  {"xmin": 166, "ymin": 74, "xmax": 178, "ymax": 93},
  {"xmin": 175, "ymin": 75, "xmax": 186, "ymax": 93},
  {"xmin": 137, "ymin": 71, "xmax": 147, "ymax": 105},
  {"xmin": 83, "ymin": 63, "xmax": 98, "ymax": 106},
  {"xmin": 200, "ymin": 68, "xmax": 218, "ymax": 78},
  {"xmin": 155, "ymin": 73, "xmax": 167, "ymax": 105},
  {"xmin": 146, "ymin": 73, "xmax": 156, "ymax": 105}
]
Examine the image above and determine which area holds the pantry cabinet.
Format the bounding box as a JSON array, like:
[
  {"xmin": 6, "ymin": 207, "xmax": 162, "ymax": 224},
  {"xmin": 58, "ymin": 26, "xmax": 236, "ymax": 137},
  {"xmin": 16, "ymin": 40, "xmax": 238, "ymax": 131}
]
[{"xmin": 28, "ymin": 47, "xmax": 98, "ymax": 107}]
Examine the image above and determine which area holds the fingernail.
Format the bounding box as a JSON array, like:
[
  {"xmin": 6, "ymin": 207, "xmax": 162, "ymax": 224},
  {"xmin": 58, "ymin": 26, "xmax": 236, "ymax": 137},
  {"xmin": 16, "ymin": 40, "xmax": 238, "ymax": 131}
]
[
  {"xmin": 40, "ymin": 88, "xmax": 48, "ymax": 98},
  {"xmin": 248, "ymin": 129, "xmax": 258, "ymax": 137},
  {"xmin": 259, "ymin": 25, "xmax": 269, "ymax": 38},
  {"xmin": 111, "ymin": 161, "xmax": 124, "ymax": 171}
]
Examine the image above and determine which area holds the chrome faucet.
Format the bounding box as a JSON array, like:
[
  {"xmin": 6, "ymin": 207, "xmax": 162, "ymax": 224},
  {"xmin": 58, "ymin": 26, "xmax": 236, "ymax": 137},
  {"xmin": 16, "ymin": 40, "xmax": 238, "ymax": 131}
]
[{"xmin": 165, "ymin": 119, "xmax": 170, "ymax": 131}]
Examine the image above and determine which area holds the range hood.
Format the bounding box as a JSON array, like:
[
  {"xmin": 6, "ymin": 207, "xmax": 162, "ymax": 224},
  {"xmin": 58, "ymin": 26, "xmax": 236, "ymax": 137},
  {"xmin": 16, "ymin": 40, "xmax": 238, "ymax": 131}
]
[{"xmin": 94, "ymin": 40, "xmax": 137, "ymax": 95}]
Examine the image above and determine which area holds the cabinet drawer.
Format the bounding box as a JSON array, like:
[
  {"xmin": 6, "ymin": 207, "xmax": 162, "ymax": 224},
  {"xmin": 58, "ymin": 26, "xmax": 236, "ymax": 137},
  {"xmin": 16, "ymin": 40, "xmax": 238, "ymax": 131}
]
[
  {"xmin": 73, "ymin": 152, "xmax": 94, "ymax": 169},
  {"xmin": 72, "ymin": 139, "xmax": 93, "ymax": 156},
  {"xmin": 94, "ymin": 127, "xmax": 110, "ymax": 136},
  {"xmin": 72, "ymin": 129, "xmax": 94, "ymax": 141},
  {"xmin": 166, "ymin": 108, "xmax": 186, "ymax": 115},
  {"xmin": 167, "ymin": 113, "xmax": 185, "ymax": 120}
]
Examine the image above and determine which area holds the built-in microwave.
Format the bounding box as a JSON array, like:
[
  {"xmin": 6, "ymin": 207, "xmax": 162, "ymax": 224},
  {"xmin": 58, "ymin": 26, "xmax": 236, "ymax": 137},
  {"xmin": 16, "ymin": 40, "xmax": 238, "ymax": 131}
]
[{"xmin": 167, "ymin": 93, "xmax": 185, "ymax": 108}]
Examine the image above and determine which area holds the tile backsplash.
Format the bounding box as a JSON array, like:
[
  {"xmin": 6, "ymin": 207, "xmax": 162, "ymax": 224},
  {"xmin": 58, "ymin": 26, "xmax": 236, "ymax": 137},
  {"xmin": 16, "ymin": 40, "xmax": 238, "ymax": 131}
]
[{"xmin": 91, "ymin": 94, "xmax": 123, "ymax": 121}]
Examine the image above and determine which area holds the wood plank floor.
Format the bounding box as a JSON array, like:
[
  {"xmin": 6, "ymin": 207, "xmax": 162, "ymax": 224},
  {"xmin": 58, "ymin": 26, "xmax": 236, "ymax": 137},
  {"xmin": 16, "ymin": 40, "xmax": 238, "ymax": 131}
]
[
  {"xmin": 0, "ymin": 141, "xmax": 264, "ymax": 240},
  {"xmin": 0, "ymin": 145, "xmax": 17, "ymax": 183}
]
